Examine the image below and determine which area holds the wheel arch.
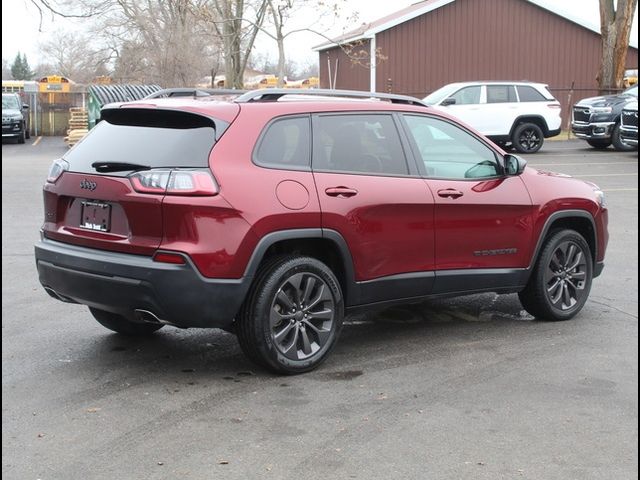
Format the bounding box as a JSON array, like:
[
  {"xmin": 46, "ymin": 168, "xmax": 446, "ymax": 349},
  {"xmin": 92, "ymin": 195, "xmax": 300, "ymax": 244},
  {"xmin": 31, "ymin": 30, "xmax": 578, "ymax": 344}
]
[
  {"xmin": 528, "ymin": 210, "xmax": 597, "ymax": 271},
  {"xmin": 510, "ymin": 115, "xmax": 550, "ymax": 137},
  {"xmin": 243, "ymin": 229, "xmax": 356, "ymax": 305}
]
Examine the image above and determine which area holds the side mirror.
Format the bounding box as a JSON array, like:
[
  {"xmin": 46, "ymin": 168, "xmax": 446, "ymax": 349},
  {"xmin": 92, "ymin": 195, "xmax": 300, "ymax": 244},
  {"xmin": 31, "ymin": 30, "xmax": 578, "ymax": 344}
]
[
  {"xmin": 441, "ymin": 97, "xmax": 456, "ymax": 106},
  {"xmin": 22, "ymin": 104, "xmax": 29, "ymax": 110},
  {"xmin": 504, "ymin": 154, "xmax": 527, "ymax": 176}
]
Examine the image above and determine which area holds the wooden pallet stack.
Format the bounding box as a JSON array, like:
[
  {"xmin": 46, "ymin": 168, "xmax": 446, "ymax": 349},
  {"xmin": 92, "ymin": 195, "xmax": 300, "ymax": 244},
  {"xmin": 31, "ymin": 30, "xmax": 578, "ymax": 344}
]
[{"xmin": 65, "ymin": 107, "xmax": 89, "ymax": 147}]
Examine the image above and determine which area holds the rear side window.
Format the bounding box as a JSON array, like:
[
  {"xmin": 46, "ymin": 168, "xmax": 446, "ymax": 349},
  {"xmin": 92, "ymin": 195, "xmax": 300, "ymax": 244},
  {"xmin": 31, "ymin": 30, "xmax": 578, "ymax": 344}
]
[
  {"xmin": 313, "ymin": 114, "xmax": 409, "ymax": 175},
  {"xmin": 486, "ymin": 85, "xmax": 517, "ymax": 103},
  {"xmin": 517, "ymin": 85, "xmax": 547, "ymax": 102},
  {"xmin": 64, "ymin": 109, "xmax": 218, "ymax": 176},
  {"xmin": 254, "ymin": 116, "xmax": 310, "ymax": 170}
]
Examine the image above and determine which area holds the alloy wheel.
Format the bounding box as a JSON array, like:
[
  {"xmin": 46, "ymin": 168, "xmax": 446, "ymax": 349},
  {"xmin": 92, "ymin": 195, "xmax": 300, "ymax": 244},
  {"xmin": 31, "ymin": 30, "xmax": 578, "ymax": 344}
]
[
  {"xmin": 517, "ymin": 128, "xmax": 541, "ymax": 152},
  {"xmin": 543, "ymin": 240, "xmax": 588, "ymax": 311},
  {"xmin": 269, "ymin": 272, "xmax": 335, "ymax": 361}
]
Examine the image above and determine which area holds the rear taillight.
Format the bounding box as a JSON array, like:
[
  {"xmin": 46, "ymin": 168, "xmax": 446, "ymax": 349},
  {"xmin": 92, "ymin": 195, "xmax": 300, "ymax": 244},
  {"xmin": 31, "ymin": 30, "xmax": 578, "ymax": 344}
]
[
  {"xmin": 129, "ymin": 169, "xmax": 219, "ymax": 196},
  {"xmin": 46, "ymin": 159, "xmax": 69, "ymax": 183},
  {"xmin": 547, "ymin": 103, "xmax": 562, "ymax": 109}
]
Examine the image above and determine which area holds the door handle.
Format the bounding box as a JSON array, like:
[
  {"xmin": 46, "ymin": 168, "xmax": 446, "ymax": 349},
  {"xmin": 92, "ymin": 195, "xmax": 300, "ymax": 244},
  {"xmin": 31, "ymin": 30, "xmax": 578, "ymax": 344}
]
[
  {"xmin": 437, "ymin": 188, "xmax": 464, "ymax": 199},
  {"xmin": 325, "ymin": 187, "xmax": 358, "ymax": 198}
]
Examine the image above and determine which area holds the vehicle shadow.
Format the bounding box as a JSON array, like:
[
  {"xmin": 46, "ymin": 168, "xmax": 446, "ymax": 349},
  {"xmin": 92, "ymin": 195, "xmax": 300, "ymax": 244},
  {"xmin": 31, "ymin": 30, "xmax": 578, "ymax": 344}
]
[{"xmin": 70, "ymin": 292, "xmax": 541, "ymax": 385}]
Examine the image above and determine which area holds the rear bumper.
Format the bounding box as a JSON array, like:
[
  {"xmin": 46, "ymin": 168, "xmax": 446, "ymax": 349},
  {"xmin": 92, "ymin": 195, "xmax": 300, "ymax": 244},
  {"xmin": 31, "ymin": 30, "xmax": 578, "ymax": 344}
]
[
  {"xmin": 35, "ymin": 238, "xmax": 250, "ymax": 328},
  {"xmin": 545, "ymin": 127, "xmax": 561, "ymax": 138}
]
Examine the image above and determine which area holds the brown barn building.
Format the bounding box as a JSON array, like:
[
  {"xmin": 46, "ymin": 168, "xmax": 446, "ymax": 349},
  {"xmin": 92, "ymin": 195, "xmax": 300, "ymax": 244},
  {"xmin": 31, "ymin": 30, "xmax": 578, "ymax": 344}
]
[{"xmin": 314, "ymin": 0, "xmax": 638, "ymax": 123}]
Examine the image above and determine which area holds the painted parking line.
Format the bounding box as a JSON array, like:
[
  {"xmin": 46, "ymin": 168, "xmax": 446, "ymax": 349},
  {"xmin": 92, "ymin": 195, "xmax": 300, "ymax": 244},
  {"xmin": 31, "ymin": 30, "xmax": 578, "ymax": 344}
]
[
  {"xmin": 32, "ymin": 136, "xmax": 42, "ymax": 146},
  {"xmin": 532, "ymin": 153, "xmax": 637, "ymax": 157},
  {"xmin": 576, "ymin": 173, "xmax": 638, "ymax": 177},
  {"xmin": 529, "ymin": 162, "xmax": 638, "ymax": 167}
]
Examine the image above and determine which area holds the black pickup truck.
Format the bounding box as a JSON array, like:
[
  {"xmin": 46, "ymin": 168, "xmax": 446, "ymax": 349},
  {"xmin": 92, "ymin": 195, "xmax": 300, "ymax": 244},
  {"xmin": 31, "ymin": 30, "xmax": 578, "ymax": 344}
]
[{"xmin": 571, "ymin": 85, "xmax": 637, "ymax": 151}]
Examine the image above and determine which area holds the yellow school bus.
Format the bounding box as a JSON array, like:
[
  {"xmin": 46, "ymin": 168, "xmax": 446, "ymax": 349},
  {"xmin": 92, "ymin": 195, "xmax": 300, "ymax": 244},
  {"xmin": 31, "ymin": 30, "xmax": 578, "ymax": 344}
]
[{"xmin": 38, "ymin": 75, "xmax": 71, "ymax": 93}]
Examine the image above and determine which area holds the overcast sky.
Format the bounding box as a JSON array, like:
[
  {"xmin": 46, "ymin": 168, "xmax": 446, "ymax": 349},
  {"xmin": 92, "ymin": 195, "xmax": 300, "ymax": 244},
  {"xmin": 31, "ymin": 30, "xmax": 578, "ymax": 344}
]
[{"xmin": 2, "ymin": 0, "xmax": 638, "ymax": 70}]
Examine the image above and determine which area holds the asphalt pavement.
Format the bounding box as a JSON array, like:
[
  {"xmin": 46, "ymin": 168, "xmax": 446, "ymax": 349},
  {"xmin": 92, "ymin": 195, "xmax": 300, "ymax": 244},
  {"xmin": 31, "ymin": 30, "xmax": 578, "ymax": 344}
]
[{"xmin": 2, "ymin": 136, "xmax": 638, "ymax": 480}]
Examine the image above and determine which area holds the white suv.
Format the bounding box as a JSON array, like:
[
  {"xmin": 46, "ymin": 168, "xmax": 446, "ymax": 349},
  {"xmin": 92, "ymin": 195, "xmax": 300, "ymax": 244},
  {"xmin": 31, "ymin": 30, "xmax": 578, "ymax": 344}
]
[{"xmin": 424, "ymin": 82, "xmax": 562, "ymax": 153}]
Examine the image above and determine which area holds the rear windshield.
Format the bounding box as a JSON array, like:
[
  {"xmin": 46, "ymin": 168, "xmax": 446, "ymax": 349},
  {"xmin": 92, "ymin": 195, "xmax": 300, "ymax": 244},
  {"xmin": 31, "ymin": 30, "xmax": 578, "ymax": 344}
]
[{"xmin": 64, "ymin": 108, "xmax": 218, "ymax": 175}]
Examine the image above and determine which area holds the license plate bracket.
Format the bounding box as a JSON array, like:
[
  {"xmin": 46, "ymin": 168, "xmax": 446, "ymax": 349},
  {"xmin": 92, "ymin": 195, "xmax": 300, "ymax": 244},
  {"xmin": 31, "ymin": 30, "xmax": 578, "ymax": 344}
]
[{"xmin": 80, "ymin": 201, "xmax": 112, "ymax": 232}]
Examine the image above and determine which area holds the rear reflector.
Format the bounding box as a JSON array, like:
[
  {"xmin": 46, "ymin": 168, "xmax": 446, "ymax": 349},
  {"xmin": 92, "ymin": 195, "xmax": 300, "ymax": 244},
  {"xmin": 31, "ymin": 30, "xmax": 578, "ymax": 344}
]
[
  {"xmin": 129, "ymin": 169, "xmax": 219, "ymax": 196},
  {"xmin": 153, "ymin": 252, "xmax": 186, "ymax": 264},
  {"xmin": 46, "ymin": 158, "xmax": 69, "ymax": 183}
]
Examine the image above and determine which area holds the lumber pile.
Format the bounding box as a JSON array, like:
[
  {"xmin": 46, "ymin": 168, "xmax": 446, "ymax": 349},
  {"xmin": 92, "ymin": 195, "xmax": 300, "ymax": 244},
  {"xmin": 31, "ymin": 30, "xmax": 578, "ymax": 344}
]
[{"xmin": 65, "ymin": 107, "xmax": 89, "ymax": 147}]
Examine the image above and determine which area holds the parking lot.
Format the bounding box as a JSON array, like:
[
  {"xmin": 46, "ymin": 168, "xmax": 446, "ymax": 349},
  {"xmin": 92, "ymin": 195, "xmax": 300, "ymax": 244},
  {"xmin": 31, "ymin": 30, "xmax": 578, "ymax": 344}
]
[{"xmin": 2, "ymin": 137, "xmax": 637, "ymax": 480}]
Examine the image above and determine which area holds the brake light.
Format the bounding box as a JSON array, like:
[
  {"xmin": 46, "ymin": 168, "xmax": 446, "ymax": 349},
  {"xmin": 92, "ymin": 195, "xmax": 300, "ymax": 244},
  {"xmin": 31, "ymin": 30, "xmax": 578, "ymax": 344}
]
[
  {"xmin": 46, "ymin": 158, "xmax": 69, "ymax": 183},
  {"xmin": 129, "ymin": 169, "xmax": 219, "ymax": 196},
  {"xmin": 547, "ymin": 103, "xmax": 562, "ymax": 109}
]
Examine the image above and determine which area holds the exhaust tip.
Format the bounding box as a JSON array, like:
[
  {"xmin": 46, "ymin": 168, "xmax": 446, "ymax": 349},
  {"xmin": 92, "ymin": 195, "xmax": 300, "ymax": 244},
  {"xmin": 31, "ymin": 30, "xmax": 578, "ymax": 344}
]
[
  {"xmin": 43, "ymin": 287, "xmax": 78, "ymax": 304},
  {"xmin": 134, "ymin": 309, "xmax": 172, "ymax": 325}
]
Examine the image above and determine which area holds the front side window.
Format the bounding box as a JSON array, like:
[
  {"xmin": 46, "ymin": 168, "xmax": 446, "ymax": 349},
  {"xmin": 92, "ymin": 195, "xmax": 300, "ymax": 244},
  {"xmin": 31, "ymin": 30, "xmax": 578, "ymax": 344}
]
[
  {"xmin": 449, "ymin": 86, "xmax": 481, "ymax": 105},
  {"xmin": 254, "ymin": 116, "xmax": 310, "ymax": 169},
  {"xmin": 486, "ymin": 85, "xmax": 517, "ymax": 103},
  {"xmin": 403, "ymin": 115, "xmax": 499, "ymax": 179},
  {"xmin": 313, "ymin": 114, "xmax": 409, "ymax": 175}
]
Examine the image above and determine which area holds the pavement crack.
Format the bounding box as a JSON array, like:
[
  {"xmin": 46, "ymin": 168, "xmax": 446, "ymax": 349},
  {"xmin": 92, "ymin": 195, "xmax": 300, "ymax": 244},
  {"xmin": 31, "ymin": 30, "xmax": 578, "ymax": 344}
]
[{"xmin": 588, "ymin": 298, "xmax": 638, "ymax": 319}]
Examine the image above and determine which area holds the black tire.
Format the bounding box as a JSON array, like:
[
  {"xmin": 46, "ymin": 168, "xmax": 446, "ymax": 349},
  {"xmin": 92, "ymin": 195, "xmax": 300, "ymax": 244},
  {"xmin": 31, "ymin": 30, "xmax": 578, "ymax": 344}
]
[
  {"xmin": 237, "ymin": 255, "xmax": 344, "ymax": 374},
  {"xmin": 89, "ymin": 308, "xmax": 163, "ymax": 335},
  {"xmin": 25, "ymin": 125, "xmax": 30, "ymax": 139},
  {"xmin": 587, "ymin": 139, "xmax": 612, "ymax": 149},
  {"xmin": 17, "ymin": 130, "xmax": 25, "ymax": 144},
  {"xmin": 611, "ymin": 123, "xmax": 635, "ymax": 151},
  {"xmin": 512, "ymin": 123, "xmax": 544, "ymax": 153},
  {"xmin": 519, "ymin": 229, "xmax": 593, "ymax": 321}
]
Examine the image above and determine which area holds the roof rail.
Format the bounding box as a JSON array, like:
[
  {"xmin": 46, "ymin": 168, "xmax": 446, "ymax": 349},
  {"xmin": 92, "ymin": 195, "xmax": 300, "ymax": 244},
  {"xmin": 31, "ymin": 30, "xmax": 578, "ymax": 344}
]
[
  {"xmin": 144, "ymin": 88, "xmax": 246, "ymax": 99},
  {"xmin": 234, "ymin": 88, "xmax": 428, "ymax": 107}
]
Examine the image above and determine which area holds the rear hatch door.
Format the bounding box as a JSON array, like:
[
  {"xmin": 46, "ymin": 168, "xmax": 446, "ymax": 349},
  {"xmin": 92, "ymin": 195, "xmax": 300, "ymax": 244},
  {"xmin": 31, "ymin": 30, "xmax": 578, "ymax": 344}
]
[{"xmin": 43, "ymin": 106, "xmax": 237, "ymax": 255}]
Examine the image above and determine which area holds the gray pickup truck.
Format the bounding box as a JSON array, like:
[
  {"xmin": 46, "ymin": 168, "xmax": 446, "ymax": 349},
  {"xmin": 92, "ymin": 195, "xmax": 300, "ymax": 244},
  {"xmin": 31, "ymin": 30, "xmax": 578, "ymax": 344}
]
[{"xmin": 571, "ymin": 85, "xmax": 637, "ymax": 151}]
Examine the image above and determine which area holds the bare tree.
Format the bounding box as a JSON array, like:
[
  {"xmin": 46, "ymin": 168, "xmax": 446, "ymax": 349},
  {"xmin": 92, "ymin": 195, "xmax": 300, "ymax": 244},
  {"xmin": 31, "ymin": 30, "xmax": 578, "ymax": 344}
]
[
  {"xmin": 248, "ymin": 51, "xmax": 297, "ymax": 78},
  {"xmin": 99, "ymin": 0, "xmax": 223, "ymax": 86},
  {"xmin": 197, "ymin": 0, "xmax": 269, "ymax": 89},
  {"xmin": 598, "ymin": 0, "xmax": 638, "ymax": 92},
  {"xmin": 259, "ymin": 0, "xmax": 352, "ymax": 86},
  {"xmin": 30, "ymin": 0, "xmax": 223, "ymax": 87},
  {"xmin": 39, "ymin": 30, "xmax": 111, "ymax": 83}
]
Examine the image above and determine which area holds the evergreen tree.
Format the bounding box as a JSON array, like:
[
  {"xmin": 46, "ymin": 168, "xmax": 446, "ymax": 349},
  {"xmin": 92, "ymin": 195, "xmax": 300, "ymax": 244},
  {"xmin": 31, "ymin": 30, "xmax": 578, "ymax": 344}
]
[{"xmin": 10, "ymin": 53, "xmax": 34, "ymax": 80}]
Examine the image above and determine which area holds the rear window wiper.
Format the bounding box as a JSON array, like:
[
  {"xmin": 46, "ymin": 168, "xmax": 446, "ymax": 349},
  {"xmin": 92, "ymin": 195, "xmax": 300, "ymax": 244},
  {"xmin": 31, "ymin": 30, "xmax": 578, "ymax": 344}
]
[{"xmin": 91, "ymin": 162, "xmax": 151, "ymax": 173}]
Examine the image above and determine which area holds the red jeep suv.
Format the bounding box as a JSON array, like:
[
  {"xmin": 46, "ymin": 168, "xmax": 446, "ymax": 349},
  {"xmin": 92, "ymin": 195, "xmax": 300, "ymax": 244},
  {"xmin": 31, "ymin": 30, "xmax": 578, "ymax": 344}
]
[{"xmin": 35, "ymin": 89, "xmax": 608, "ymax": 374}]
